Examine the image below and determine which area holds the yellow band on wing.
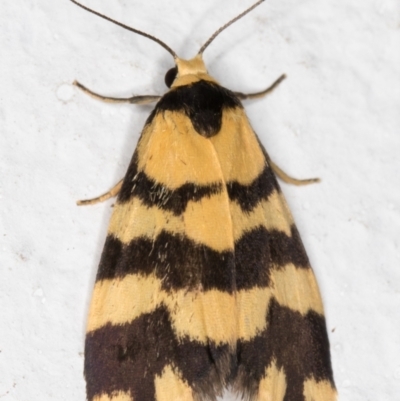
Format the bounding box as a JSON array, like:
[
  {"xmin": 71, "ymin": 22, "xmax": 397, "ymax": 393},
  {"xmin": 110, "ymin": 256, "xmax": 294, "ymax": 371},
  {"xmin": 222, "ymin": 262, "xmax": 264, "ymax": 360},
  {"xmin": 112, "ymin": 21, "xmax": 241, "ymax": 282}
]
[{"xmin": 87, "ymin": 264, "xmax": 324, "ymax": 343}]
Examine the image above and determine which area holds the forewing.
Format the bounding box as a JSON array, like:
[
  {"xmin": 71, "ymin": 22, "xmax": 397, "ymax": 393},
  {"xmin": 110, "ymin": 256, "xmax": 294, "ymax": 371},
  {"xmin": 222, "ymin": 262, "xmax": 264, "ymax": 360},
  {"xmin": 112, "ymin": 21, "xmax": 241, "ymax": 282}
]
[
  {"xmin": 85, "ymin": 109, "xmax": 239, "ymax": 401},
  {"xmin": 210, "ymin": 109, "xmax": 337, "ymax": 401}
]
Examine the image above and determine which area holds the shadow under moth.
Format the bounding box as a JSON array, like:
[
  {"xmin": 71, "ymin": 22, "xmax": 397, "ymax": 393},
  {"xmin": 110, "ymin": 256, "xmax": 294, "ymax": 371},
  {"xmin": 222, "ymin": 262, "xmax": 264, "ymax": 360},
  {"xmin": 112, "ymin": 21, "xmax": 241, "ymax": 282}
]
[{"xmin": 71, "ymin": 0, "xmax": 337, "ymax": 400}]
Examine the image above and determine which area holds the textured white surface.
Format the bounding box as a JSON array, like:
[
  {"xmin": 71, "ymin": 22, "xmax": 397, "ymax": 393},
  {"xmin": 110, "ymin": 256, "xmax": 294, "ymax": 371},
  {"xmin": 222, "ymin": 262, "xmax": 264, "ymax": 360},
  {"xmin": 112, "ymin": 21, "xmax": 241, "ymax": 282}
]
[{"xmin": 1, "ymin": 0, "xmax": 399, "ymax": 400}]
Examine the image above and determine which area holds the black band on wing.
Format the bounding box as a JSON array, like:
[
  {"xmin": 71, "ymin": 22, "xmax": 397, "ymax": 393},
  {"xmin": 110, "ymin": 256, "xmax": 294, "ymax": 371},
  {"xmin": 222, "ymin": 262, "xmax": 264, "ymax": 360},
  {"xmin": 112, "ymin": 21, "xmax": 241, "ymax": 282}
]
[
  {"xmin": 85, "ymin": 306, "xmax": 231, "ymax": 401},
  {"xmin": 118, "ymin": 153, "xmax": 224, "ymax": 215},
  {"xmin": 96, "ymin": 225, "xmax": 310, "ymax": 290},
  {"xmin": 86, "ymin": 301, "xmax": 334, "ymax": 401},
  {"xmin": 236, "ymin": 299, "xmax": 335, "ymax": 400},
  {"xmin": 119, "ymin": 157, "xmax": 279, "ymax": 215},
  {"xmin": 227, "ymin": 164, "xmax": 279, "ymax": 212}
]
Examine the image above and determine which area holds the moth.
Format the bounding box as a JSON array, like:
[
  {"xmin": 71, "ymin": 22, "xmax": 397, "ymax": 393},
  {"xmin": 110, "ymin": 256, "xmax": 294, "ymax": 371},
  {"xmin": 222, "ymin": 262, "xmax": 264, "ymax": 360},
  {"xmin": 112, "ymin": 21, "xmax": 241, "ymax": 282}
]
[{"xmin": 71, "ymin": 1, "xmax": 337, "ymax": 400}]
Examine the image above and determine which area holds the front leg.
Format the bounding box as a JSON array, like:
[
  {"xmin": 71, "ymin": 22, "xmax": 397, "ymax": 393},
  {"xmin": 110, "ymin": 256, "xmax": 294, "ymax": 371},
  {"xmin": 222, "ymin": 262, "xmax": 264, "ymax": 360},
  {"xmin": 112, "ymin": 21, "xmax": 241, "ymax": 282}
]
[
  {"xmin": 269, "ymin": 159, "xmax": 320, "ymax": 186},
  {"xmin": 77, "ymin": 180, "xmax": 123, "ymax": 206},
  {"xmin": 73, "ymin": 81, "xmax": 161, "ymax": 104},
  {"xmin": 235, "ymin": 74, "xmax": 286, "ymax": 100}
]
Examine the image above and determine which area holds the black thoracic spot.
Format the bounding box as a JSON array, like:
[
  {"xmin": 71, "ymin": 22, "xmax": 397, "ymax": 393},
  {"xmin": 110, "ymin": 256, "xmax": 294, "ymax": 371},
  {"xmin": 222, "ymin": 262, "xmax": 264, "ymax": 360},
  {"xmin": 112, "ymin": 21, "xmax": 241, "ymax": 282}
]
[
  {"xmin": 164, "ymin": 66, "xmax": 178, "ymax": 88},
  {"xmin": 154, "ymin": 80, "xmax": 242, "ymax": 138}
]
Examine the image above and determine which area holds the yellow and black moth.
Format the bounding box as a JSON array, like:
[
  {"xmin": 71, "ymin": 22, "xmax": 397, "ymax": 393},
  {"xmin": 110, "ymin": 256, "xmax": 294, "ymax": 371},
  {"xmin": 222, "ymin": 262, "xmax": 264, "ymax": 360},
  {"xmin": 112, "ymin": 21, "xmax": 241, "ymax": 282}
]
[{"xmin": 71, "ymin": 1, "xmax": 337, "ymax": 400}]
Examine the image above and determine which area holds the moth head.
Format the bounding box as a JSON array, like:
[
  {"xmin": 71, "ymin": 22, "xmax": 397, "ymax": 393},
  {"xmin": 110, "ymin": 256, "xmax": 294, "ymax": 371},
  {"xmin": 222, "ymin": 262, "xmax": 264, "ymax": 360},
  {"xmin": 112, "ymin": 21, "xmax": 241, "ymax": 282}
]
[
  {"xmin": 70, "ymin": 0, "xmax": 265, "ymax": 88},
  {"xmin": 163, "ymin": 0, "xmax": 265, "ymax": 89},
  {"xmin": 165, "ymin": 55, "xmax": 211, "ymax": 88},
  {"xmin": 164, "ymin": 67, "xmax": 178, "ymax": 88}
]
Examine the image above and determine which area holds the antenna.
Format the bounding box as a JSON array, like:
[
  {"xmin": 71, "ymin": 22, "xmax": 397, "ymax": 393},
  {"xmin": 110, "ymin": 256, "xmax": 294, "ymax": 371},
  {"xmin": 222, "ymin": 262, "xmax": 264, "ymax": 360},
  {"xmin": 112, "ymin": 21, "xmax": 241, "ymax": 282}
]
[
  {"xmin": 198, "ymin": 0, "xmax": 265, "ymax": 55},
  {"xmin": 70, "ymin": 0, "xmax": 177, "ymax": 58}
]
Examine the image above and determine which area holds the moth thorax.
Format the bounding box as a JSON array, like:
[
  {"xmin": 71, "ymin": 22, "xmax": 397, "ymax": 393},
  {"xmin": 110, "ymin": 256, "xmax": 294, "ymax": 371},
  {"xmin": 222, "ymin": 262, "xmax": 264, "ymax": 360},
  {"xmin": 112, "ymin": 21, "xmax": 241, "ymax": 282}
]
[{"xmin": 175, "ymin": 55, "xmax": 207, "ymax": 78}]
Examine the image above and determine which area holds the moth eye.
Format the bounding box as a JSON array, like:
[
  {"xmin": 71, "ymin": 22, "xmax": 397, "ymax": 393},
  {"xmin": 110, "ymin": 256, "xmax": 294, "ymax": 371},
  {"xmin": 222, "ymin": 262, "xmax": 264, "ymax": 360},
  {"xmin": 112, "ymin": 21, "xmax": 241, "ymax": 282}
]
[{"xmin": 164, "ymin": 67, "xmax": 178, "ymax": 88}]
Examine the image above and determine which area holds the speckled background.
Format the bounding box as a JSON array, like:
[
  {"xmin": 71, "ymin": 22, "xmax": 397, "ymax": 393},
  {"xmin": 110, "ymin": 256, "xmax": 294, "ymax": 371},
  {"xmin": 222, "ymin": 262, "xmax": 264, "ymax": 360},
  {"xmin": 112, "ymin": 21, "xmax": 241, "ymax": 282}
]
[{"xmin": 1, "ymin": 0, "xmax": 399, "ymax": 400}]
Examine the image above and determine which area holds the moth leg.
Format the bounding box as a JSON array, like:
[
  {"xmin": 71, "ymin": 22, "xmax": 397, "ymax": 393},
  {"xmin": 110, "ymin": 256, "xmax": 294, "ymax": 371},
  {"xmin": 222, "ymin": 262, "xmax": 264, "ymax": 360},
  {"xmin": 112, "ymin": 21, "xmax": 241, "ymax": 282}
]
[
  {"xmin": 269, "ymin": 159, "xmax": 320, "ymax": 186},
  {"xmin": 77, "ymin": 179, "xmax": 123, "ymax": 206},
  {"xmin": 234, "ymin": 74, "xmax": 286, "ymax": 100},
  {"xmin": 73, "ymin": 80, "xmax": 161, "ymax": 104}
]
